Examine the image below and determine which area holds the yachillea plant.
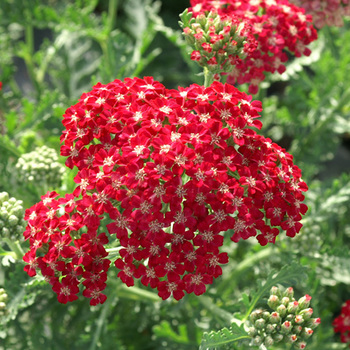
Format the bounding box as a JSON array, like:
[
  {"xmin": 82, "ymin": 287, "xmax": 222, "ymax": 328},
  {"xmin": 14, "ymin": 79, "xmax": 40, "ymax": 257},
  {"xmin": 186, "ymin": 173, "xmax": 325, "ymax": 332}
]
[
  {"xmin": 23, "ymin": 76, "xmax": 308, "ymax": 305},
  {"xmin": 184, "ymin": 0, "xmax": 318, "ymax": 93},
  {"xmin": 333, "ymin": 300, "xmax": 350, "ymax": 345}
]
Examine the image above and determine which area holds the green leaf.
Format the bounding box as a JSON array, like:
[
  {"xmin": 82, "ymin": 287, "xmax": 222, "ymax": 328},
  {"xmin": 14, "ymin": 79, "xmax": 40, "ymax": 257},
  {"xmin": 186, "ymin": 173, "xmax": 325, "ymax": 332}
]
[
  {"xmin": 153, "ymin": 320, "xmax": 191, "ymax": 345},
  {"xmin": 200, "ymin": 323, "xmax": 250, "ymax": 350}
]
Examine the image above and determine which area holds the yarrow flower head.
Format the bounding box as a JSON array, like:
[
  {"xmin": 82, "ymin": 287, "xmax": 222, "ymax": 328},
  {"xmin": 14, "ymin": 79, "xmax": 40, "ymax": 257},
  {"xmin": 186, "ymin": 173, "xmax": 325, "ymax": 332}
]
[
  {"xmin": 333, "ymin": 300, "xmax": 350, "ymax": 345},
  {"xmin": 0, "ymin": 192, "xmax": 26, "ymax": 240},
  {"xmin": 187, "ymin": 0, "xmax": 318, "ymax": 93},
  {"xmin": 15, "ymin": 145, "xmax": 66, "ymax": 189},
  {"xmin": 23, "ymin": 77, "xmax": 308, "ymax": 304},
  {"xmin": 289, "ymin": 0, "xmax": 350, "ymax": 28},
  {"xmin": 249, "ymin": 286, "xmax": 320, "ymax": 348}
]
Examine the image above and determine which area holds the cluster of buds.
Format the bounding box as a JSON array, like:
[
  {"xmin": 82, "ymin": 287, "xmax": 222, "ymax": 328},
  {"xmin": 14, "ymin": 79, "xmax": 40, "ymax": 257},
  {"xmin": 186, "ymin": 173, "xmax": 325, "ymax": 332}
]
[
  {"xmin": 180, "ymin": 9, "xmax": 255, "ymax": 76},
  {"xmin": 188, "ymin": 0, "xmax": 318, "ymax": 93},
  {"xmin": 333, "ymin": 300, "xmax": 350, "ymax": 344},
  {"xmin": 248, "ymin": 286, "xmax": 320, "ymax": 349},
  {"xmin": 289, "ymin": 0, "xmax": 350, "ymax": 28},
  {"xmin": 0, "ymin": 288, "xmax": 8, "ymax": 316},
  {"xmin": 23, "ymin": 77, "xmax": 308, "ymax": 304},
  {"xmin": 15, "ymin": 145, "xmax": 65, "ymax": 189},
  {"xmin": 0, "ymin": 192, "xmax": 26, "ymax": 240}
]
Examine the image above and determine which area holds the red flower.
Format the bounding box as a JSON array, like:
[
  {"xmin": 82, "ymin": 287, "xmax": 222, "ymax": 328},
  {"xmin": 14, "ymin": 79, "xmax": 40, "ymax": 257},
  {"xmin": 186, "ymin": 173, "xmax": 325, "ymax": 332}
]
[
  {"xmin": 23, "ymin": 77, "xmax": 308, "ymax": 304},
  {"xmin": 333, "ymin": 300, "xmax": 350, "ymax": 344},
  {"xmin": 185, "ymin": 0, "xmax": 317, "ymax": 93}
]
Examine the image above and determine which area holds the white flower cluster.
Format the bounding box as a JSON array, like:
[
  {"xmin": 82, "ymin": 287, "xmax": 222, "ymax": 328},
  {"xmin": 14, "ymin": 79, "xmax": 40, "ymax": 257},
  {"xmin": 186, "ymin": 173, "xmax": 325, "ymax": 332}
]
[{"xmin": 15, "ymin": 145, "xmax": 65, "ymax": 188}]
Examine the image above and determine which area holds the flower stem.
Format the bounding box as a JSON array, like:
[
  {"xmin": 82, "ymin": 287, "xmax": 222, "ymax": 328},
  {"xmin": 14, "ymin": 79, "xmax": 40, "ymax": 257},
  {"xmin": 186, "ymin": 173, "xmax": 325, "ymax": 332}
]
[
  {"xmin": 3, "ymin": 238, "xmax": 25, "ymax": 260},
  {"xmin": 107, "ymin": 0, "xmax": 118, "ymax": 33},
  {"xmin": 24, "ymin": 23, "xmax": 41, "ymax": 97},
  {"xmin": 203, "ymin": 67, "xmax": 214, "ymax": 87}
]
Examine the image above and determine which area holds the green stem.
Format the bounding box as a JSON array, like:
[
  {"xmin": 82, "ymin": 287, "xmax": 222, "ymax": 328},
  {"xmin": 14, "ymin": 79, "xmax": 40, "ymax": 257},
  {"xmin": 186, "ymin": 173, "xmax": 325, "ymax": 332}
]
[
  {"xmin": 117, "ymin": 284, "xmax": 160, "ymax": 302},
  {"xmin": 3, "ymin": 237, "xmax": 25, "ymax": 260},
  {"xmin": 203, "ymin": 67, "xmax": 214, "ymax": 87},
  {"xmin": 107, "ymin": 0, "xmax": 118, "ymax": 33},
  {"xmin": 89, "ymin": 296, "xmax": 116, "ymax": 350},
  {"xmin": 24, "ymin": 24, "xmax": 41, "ymax": 96},
  {"xmin": 219, "ymin": 247, "xmax": 273, "ymax": 297}
]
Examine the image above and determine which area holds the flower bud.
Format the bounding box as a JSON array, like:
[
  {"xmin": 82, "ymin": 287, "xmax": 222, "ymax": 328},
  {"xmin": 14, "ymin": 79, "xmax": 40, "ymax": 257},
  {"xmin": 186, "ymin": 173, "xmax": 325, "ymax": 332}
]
[
  {"xmin": 268, "ymin": 294, "xmax": 280, "ymax": 310},
  {"xmin": 281, "ymin": 296, "xmax": 290, "ymax": 306},
  {"xmin": 276, "ymin": 304, "xmax": 287, "ymax": 317},
  {"xmin": 252, "ymin": 335, "xmax": 263, "ymax": 346},
  {"xmin": 270, "ymin": 286, "xmax": 281, "ymax": 297},
  {"xmin": 273, "ymin": 333, "xmax": 284, "ymax": 343},
  {"xmin": 265, "ymin": 323, "xmax": 276, "ymax": 334},
  {"xmin": 283, "ymin": 287, "xmax": 294, "ymax": 299},
  {"xmin": 264, "ymin": 335, "xmax": 274, "ymax": 346},
  {"xmin": 287, "ymin": 334, "xmax": 298, "ymax": 343},
  {"xmin": 250, "ymin": 309, "xmax": 263, "ymax": 323},
  {"xmin": 269, "ymin": 311, "xmax": 281, "ymax": 324},
  {"xmin": 295, "ymin": 340, "xmax": 307, "ymax": 349},
  {"xmin": 255, "ymin": 318, "xmax": 266, "ymax": 329},
  {"xmin": 288, "ymin": 301, "xmax": 299, "ymax": 314},
  {"xmin": 306, "ymin": 318, "xmax": 321, "ymax": 329},
  {"xmin": 262, "ymin": 311, "xmax": 270, "ymax": 320},
  {"xmin": 248, "ymin": 327, "xmax": 258, "ymax": 337},
  {"xmin": 293, "ymin": 325, "xmax": 303, "ymax": 334},
  {"xmin": 281, "ymin": 320, "xmax": 292, "ymax": 334},
  {"xmin": 301, "ymin": 327, "xmax": 313, "ymax": 339},
  {"xmin": 295, "ymin": 315, "xmax": 304, "ymax": 324},
  {"xmin": 300, "ymin": 308, "xmax": 313, "ymax": 320},
  {"xmin": 298, "ymin": 294, "xmax": 312, "ymax": 309}
]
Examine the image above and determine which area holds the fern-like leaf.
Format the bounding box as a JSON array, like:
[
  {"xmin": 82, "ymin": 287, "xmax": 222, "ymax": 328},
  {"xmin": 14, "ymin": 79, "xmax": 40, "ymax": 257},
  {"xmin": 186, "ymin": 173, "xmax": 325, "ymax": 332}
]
[{"xmin": 200, "ymin": 323, "xmax": 250, "ymax": 350}]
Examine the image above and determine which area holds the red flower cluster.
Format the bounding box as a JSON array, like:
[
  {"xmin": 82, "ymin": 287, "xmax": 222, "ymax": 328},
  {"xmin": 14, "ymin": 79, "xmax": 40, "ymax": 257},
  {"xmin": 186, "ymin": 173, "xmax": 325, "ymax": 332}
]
[
  {"xmin": 23, "ymin": 77, "xmax": 308, "ymax": 304},
  {"xmin": 188, "ymin": 0, "xmax": 318, "ymax": 93},
  {"xmin": 333, "ymin": 300, "xmax": 350, "ymax": 344},
  {"xmin": 289, "ymin": 0, "xmax": 350, "ymax": 28}
]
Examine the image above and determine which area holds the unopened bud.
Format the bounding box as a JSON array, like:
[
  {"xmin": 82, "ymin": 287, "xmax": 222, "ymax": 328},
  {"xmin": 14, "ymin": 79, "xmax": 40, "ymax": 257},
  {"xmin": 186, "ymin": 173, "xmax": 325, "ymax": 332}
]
[
  {"xmin": 281, "ymin": 296, "xmax": 290, "ymax": 306},
  {"xmin": 255, "ymin": 318, "xmax": 266, "ymax": 329},
  {"xmin": 302, "ymin": 327, "xmax": 313, "ymax": 339},
  {"xmin": 250, "ymin": 309, "xmax": 263, "ymax": 323},
  {"xmin": 288, "ymin": 334, "xmax": 298, "ymax": 343},
  {"xmin": 298, "ymin": 294, "xmax": 312, "ymax": 309},
  {"xmin": 264, "ymin": 335, "xmax": 274, "ymax": 346},
  {"xmin": 306, "ymin": 318, "xmax": 321, "ymax": 329},
  {"xmin": 295, "ymin": 315, "xmax": 304, "ymax": 324},
  {"xmin": 277, "ymin": 304, "xmax": 287, "ymax": 317},
  {"xmin": 270, "ymin": 286, "xmax": 281, "ymax": 296},
  {"xmin": 248, "ymin": 327, "xmax": 258, "ymax": 337},
  {"xmin": 262, "ymin": 311, "xmax": 270, "ymax": 320},
  {"xmin": 269, "ymin": 311, "xmax": 281, "ymax": 324},
  {"xmin": 268, "ymin": 294, "xmax": 280, "ymax": 310},
  {"xmin": 252, "ymin": 335, "xmax": 263, "ymax": 346},
  {"xmin": 273, "ymin": 333, "xmax": 284, "ymax": 343},
  {"xmin": 300, "ymin": 308, "xmax": 313, "ymax": 320},
  {"xmin": 288, "ymin": 301, "xmax": 299, "ymax": 314},
  {"xmin": 283, "ymin": 287, "xmax": 294, "ymax": 299},
  {"xmin": 281, "ymin": 320, "xmax": 292, "ymax": 334},
  {"xmin": 295, "ymin": 340, "xmax": 307, "ymax": 349},
  {"xmin": 293, "ymin": 325, "xmax": 303, "ymax": 334},
  {"xmin": 265, "ymin": 324, "xmax": 276, "ymax": 334}
]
